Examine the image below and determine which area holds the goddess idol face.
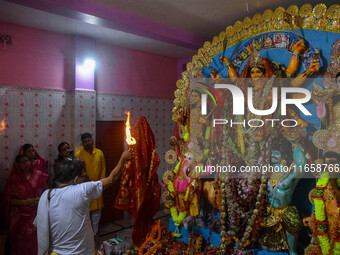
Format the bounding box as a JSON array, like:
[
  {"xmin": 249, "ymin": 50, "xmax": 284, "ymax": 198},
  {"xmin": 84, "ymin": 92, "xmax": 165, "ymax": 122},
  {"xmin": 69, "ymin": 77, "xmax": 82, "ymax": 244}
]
[
  {"xmin": 190, "ymin": 90, "xmax": 201, "ymax": 106},
  {"xmin": 250, "ymin": 67, "xmax": 264, "ymax": 81}
]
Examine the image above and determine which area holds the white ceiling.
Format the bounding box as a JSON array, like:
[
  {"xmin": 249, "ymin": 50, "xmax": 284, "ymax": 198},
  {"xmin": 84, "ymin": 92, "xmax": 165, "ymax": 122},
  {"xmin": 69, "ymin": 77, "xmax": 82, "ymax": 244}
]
[
  {"xmin": 91, "ymin": 0, "xmax": 340, "ymax": 37},
  {"xmin": 0, "ymin": 0, "xmax": 339, "ymax": 58}
]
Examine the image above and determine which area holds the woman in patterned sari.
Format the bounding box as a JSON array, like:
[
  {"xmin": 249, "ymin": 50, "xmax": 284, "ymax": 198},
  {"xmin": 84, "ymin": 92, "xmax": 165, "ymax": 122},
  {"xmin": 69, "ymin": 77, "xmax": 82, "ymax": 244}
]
[
  {"xmin": 21, "ymin": 144, "xmax": 48, "ymax": 173},
  {"xmin": 4, "ymin": 154, "xmax": 49, "ymax": 255}
]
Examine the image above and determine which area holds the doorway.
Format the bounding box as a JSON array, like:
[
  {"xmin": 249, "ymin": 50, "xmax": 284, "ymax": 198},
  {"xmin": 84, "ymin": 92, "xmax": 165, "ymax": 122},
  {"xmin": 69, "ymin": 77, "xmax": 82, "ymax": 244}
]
[{"xmin": 96, "ymin": 121, "xmax": 125, "ymax": 224}]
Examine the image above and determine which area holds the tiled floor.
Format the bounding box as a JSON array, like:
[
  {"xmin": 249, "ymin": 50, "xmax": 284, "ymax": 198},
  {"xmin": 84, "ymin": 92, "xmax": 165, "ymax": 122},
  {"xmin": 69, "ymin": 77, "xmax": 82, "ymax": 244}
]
[{"xmin": 97, "ymin": 208, "xmax": 171, "ymax": 245}]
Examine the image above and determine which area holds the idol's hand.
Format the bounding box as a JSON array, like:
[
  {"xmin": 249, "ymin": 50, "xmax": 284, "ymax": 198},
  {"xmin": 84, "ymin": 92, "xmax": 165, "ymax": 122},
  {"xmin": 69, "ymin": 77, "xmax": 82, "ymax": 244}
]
[
  {"xmin": 293, "ymin": 40, "xmax": 305, "ymax": 53},
  {"xmin": 220, "ymin": 56, "xmax": 230, "ymax": 65},
  {"xmin": 307, "ymin": 62, "xmax": 319, "ymax": 74}
]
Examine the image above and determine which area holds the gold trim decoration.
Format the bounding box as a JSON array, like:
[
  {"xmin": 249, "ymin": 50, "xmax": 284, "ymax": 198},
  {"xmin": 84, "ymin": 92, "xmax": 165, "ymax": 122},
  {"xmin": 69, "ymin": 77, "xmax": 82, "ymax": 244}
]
[
  {"xmin": 165, "ymin": 150, "xmax": 177, "ymax": 164},
  {"xmin": 212, "ymin": 36, "xmax": 219, "ymax": 47},
  {"xmin": 263, "ymin": 9, "xmax": 273, "ymax": 22},
  {"xmin": 163, "ymin": 170, "xmax": 173, "ymax": 184},
  {"xmin": 176, "ymin": 80, "xmax": 184, "ymax": 89},
  {"xmin": 286, "ymin": 5, "xmax": 299, "ymax": 17},
  {"xmin": 203, "ymin": 41, "xmax": 212, "ymax": 51},
  {"xmin": 192, "ymin": 54, "xmax": 199, "ymax": 63},
  {"xmin": 162, "ymin": 190, "xmax": 172, "ymax": 208},
  {"xmin": 243, "ymin": 17, "xmax": 252, "ymax": 28},
  {"xmin": 234, "ymin": 21, "xmax": 243, "ymax": 33},
  {"xmin": 172, "ymin": 3, "xmax": 340, "ymax": 119},
  {"xmin": 226, "ymin": 25, "xmax": 235, "ymax": 37},
  {"xmin": 312, "ymin": 130, "xmax": 331, "ymax": 150},
  {"xmin": 178, "ymin": 96, "xmax": 186, "ymax": 107},
  {"xmin": 186, "ymin": 62, "xmax": 193, "ymax": 71},
  {"xmin": 274, "ymin": 7, "xmax": 285, "ymax": 20},
  {"xmin": 173, "ymin": 98, "xmax": 181, "ymax": 107},
  {"xmin": 313, "ymin": 3, "xmax": 327, "ymax": 19},
  {"xmin": 174, "ymin": 89, "xmax": 182, "ymax": 98},
  {"xmin": 327, "ymin": 4, "xmax": 340, "ymax": 19},
  {"xmin": 252, "ymin": 13, "xmax": 262, "ymax": 25},
  {"xmin": 299, "ymin": 4, "xmax": 313, "ymax": 18},
  {"xmin": 219, "ymin": 31, "xmax": 226, "ymax": 41}
]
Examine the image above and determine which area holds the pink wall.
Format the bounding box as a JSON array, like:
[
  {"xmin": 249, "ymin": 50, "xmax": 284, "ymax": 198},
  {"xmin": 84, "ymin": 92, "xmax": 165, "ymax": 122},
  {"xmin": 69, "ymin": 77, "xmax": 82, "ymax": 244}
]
[
  {"xmin": 0, "ymin": 21, "xmax": 74, "ymax": 90},
  {"xmin": 96, "ymin": 43, "xmax": 177, "ymax": 98},
  {"xmin": 177, "ymin": 57, "xmax": 192, "ymax": 80},
  {"xmin": 0, "ymin": 21, "xmax": 178, "ymax": 98}
]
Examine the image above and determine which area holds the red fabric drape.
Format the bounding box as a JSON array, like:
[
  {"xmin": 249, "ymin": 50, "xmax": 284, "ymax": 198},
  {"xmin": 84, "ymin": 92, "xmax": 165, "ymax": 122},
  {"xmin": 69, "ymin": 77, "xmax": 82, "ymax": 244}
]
[
  {"xmin": 114, "ymin": 116, "xmax": 161, "ymax": 247},
  {"xmin": 4, "ymin": 158, "xmax": 49, "ymax": 255}
]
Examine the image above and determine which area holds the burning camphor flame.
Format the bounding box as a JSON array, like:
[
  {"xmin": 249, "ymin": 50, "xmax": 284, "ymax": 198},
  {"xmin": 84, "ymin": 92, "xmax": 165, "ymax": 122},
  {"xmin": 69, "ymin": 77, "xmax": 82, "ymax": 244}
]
[{"xmin": 125, "ymin": 111, "xmax": 136, "ymax": 145}]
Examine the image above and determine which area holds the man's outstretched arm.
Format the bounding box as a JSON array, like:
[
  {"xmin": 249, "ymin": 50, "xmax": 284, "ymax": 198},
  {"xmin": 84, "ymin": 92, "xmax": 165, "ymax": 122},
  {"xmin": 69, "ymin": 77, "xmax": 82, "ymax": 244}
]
[{"xmin": 100, "ymin": 150, "xmax": 132, "ymax": 190}]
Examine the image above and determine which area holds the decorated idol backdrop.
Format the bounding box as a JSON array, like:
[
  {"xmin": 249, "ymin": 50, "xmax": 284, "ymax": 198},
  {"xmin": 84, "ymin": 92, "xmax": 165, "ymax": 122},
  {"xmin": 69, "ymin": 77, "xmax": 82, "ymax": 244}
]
[
  {"xmin": 0, "ymin": 87, "xmax": 173, "ymax": 191},
  {"xmin": 161, "ymin": 3, "xmax": 340, "ymax": 255}
]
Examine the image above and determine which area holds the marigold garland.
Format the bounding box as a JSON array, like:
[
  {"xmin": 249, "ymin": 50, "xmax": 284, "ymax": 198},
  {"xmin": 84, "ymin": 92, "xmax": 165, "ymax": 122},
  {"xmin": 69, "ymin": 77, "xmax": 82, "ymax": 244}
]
[
  {"xmin": 138, "ymin": 221, "xmax": 162, "ymax": 255},
  {"xmin": 311, "ymin": 172, "xmax": 340, "ymax": 255}
]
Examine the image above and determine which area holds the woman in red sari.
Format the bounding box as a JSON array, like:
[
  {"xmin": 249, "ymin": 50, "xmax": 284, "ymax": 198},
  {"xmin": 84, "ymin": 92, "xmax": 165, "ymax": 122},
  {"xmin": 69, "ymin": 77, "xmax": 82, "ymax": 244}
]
[
  {"xmin": 115, "ymin": 116, "xmax": 161, "ymax": 247},
  {"xmin": 21, "ymin": 144, "xmax": 48, "ymax": 173},
  {"xmin": 4, "ymin": 154, "xmax": 49, "ymax": 255}
]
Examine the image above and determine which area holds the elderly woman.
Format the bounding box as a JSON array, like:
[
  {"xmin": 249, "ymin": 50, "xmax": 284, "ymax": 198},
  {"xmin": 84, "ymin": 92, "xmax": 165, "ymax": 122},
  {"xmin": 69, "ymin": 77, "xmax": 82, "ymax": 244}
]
[{"xmin": 4, "ymin": 154, "xmax": 49, "ymax": 255}]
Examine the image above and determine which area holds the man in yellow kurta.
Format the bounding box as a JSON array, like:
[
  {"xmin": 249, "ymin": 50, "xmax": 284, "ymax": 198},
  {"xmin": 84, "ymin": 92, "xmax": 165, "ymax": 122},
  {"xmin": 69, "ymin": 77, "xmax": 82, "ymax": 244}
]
[{"xmin": 74, "ymin": 132, "xmax": 106, "ymax": 236}]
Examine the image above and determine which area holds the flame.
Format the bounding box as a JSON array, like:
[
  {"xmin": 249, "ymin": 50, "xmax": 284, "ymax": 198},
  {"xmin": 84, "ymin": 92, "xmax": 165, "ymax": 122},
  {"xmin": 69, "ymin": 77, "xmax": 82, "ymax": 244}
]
[
  {"xmin": 125, "ymin": 111, "xmax": 136, "ymax": 145},
  {"xmin": 0, "ymin": 119, "xmax": 5, "ymax": 133}
]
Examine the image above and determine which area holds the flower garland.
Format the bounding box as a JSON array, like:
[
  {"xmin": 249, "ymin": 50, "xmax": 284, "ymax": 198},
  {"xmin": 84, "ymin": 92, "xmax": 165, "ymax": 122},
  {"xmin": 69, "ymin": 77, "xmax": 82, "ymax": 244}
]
[
  {"xmin": 146, "ymin": 149, "xmax": 156, "ymax": 186},
  {"xmin": 219, "ymin": 177, "xmax": 267, "ymax": 254},
  {"xmin": 170, "ymin": 207, "xmax": 187, "ymax": 225},
  {"xmin": 311, "ymin": 172, "xmax": 340, "ymax": 255},
  {"xmin": 188, "ymin": 233, "xmax": 203, "ymax": 253},
  {"xmin": 329, "ymin": 99, "xmax": 334, "ymax": 125},
  {"xmin": 138, "ymin": 221, "xmax": 162, "ymax": 255}
]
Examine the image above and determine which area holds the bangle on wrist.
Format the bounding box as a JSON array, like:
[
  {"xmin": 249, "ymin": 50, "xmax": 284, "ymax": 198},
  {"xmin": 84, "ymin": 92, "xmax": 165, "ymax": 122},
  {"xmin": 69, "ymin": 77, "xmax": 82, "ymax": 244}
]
[{"xmin": 293, "ymin": 50, "xmax": 300, "ymax": 56}]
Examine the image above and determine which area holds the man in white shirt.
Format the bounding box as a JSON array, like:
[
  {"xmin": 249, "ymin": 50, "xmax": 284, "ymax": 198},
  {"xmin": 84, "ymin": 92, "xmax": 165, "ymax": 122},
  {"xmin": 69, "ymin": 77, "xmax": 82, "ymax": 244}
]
[{"xmin": 36, "ymin": 150, "xmax": 132, "ymax": 255}]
